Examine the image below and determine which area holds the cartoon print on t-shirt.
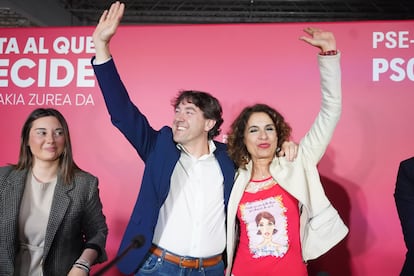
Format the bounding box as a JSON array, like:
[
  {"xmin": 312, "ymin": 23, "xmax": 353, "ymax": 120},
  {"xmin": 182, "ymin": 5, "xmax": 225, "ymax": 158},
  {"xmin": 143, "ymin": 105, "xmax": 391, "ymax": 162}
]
[{"xmin": 239, "ymin": 196, "xmax": 289, "ymax": 258}]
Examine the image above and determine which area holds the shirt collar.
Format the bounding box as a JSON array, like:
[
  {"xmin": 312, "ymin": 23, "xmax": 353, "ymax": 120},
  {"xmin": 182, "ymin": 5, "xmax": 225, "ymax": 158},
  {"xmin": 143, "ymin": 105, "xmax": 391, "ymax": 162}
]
[{"xmin": 177, "ymin": 140, "xmax": 217, "ymax": 157}]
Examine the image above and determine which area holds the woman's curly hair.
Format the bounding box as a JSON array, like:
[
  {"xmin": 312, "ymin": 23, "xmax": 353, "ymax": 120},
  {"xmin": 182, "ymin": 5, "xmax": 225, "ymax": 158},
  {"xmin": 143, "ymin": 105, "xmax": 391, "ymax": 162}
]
[{"xmin": 227, "ymin": 103, "xmax": 291, "ymax": 168}]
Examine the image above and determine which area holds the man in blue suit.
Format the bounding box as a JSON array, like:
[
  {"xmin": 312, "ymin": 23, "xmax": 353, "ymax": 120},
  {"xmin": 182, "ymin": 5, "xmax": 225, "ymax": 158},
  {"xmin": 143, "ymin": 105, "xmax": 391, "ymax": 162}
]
[
  {"xmin": 91, "ymin": 2, "xmax": 236, "ymax": 275},
  {"xmin": 92, "ymin": 2, "xmax": 296, "ymax": 275},
  {"xmin": 395, "ymin": 156, "xmax": 414, "ymax": 276}
]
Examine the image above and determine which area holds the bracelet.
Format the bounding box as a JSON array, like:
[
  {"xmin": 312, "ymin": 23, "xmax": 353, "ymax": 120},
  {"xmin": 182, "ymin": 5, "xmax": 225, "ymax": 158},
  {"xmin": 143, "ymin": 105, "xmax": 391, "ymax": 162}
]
[
  {"xmin": 320, "ymin": 49, "xmax": 338, "ymax": 56},
  {"xmin": 73, "ymin": 263, "xmax": 89, "ymax": 273},
  {"xmin": 73, "ymin": 258, "xmax": 90, "ymax": 273}
]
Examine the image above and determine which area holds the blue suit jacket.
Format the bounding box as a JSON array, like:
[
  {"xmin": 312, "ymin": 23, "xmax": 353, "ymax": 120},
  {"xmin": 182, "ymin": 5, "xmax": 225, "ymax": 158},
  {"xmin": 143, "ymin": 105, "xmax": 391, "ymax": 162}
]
[
  {"xmin": 93, "ymin": 58, "xmax": 235, "ymax": 274},
  {"xmin": 395, "ymin": 156, "xmax": 414, "ymax": 276}
]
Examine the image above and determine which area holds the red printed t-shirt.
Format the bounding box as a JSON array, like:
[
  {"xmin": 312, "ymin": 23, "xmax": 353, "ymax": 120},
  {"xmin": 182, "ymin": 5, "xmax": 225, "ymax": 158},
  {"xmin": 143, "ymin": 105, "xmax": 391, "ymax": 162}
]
[{"xmin": 231, "ymin": 177, "xmax": 307, "ymax": 276}]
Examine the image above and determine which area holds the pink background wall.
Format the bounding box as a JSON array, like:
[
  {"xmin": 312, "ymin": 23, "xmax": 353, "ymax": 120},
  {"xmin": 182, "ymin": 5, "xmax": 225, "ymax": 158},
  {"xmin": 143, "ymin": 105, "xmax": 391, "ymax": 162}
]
[{"xmin": 1, "ymin": 20, "xmax": 413, "ymax": 275}]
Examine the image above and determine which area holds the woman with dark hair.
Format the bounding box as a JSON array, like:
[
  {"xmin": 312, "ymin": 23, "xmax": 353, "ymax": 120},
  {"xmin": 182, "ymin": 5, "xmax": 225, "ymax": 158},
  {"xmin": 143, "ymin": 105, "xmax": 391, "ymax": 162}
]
[
  {"xmin": 0, "ymin": 108, "xmax": 108, "ymax": 275},
  {"xmin": 225, "ymin": 28, "xmax": 348, "ymax": 275}
]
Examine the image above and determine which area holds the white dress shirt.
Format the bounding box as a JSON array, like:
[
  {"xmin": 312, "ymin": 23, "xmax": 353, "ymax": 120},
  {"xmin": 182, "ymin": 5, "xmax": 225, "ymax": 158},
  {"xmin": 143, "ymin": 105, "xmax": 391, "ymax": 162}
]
[{"xmin": 153, "ymin": 140, "xmax": 226, "ymax": 257}]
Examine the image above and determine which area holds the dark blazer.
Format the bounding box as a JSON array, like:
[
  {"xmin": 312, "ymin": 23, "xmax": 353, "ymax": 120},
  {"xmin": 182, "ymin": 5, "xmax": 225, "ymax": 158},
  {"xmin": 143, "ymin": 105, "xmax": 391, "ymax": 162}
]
[
  {"xmin": 93, "ymin": 58, "xmax": 236, "ymax": 274},
  {"xmin": 0, "ymin": 166, "xmax": 108, "ymax": 275},
  {"xmin": 395, "ymin": 156, "xmax": 414, "ymax": 276}
]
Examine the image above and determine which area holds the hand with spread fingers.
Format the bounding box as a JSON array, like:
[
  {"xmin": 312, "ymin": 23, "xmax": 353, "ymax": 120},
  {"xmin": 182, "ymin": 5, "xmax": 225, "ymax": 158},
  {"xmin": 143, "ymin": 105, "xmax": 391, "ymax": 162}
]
[
  {"xmin": 92, "ymin": 1, "xmax": 125, "ymax": 62},
  {"xmin": 300, "ymin": 27, "xmax": 337, "ymax": 53}
]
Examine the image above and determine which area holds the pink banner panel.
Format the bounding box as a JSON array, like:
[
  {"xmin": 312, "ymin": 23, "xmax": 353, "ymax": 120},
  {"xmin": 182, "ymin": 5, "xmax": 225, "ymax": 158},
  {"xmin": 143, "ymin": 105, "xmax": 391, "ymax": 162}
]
[{"xmin": 1, "ymin": 20, "xmax": 413, "ymax": 275}]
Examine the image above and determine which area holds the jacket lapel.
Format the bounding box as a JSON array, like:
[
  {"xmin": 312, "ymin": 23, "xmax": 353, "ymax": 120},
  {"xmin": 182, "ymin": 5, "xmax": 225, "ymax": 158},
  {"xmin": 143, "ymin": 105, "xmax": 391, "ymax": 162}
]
[
  {"xmin": 213, "ymin": 142, "xmax": 235, "ymax": 209},
  {"xmin": 43, "ymin": 175, "xmax": 73, "ymax": 258}
]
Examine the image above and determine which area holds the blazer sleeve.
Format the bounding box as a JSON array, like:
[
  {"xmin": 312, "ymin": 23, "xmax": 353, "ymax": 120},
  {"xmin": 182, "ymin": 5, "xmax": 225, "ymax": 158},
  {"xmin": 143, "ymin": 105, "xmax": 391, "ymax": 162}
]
[
  {"xmin": 80, "ymin": 173, "xmax": 108, "ymax": 263},
  {"xmin": 299, "ymin": 54, "xmax": 342, "ymax": 165},
  {"xmin": 92, "ymin": 57, "xmax": 159, "ymax": 161}
]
